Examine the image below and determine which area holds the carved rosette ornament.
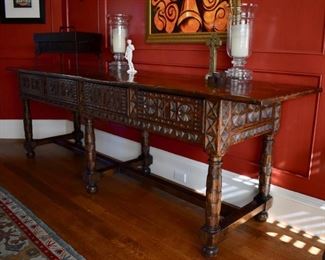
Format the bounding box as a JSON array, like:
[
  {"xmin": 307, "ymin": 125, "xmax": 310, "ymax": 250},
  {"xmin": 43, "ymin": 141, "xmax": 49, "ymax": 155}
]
[{"xmin": 128, "ymin": 90, "xmax": 203, "ymax": 143}]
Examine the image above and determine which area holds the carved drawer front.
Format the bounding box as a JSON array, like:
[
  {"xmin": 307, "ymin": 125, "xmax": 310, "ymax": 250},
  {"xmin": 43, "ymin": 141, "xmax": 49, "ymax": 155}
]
[
  {"xmin": 83, "ymin": 82, "xmax": 128, "ymax": 120},
  {"xmin": 204, "ymin": 100, "xmax": 280, "ymax": 154},
  {"xmin": 231, "ymin": 103, "xmax": 274, "ymax": 129},
  {"xmin": 19, "ymin": 73, "xmax": 44, "ymax": 98},
  {"xmin": 45, "ymin": 77, "xmax": 78, "ymax": 106},
  {"xmin": 230, "ymin": 102, "xmax": 279, "ymax": 144},
  {"xmin": 130, "ymin": 90, "xmax": 203, "ymax": 142}
]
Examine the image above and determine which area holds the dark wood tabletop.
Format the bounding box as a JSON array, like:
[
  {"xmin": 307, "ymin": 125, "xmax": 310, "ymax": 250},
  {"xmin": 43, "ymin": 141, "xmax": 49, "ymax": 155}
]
[{"xmin": 17, "ymin": 66, "xmax": 320, "ymax": 105}]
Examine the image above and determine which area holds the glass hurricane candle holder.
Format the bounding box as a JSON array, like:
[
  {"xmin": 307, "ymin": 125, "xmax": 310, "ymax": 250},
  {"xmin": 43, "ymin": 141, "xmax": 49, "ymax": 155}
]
[
  {"xmin": 108, "ymin": 14, "xmax": 129, "ymax": 70},
  {"xmin": 225, "ymin": 3, "xmax": 257, "ymax": 80}
]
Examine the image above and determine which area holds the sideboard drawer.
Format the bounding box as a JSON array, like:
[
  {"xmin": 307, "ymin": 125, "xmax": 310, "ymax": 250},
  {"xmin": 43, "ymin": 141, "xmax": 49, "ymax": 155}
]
[
  {"xmin": 19, "ymin": 73, "xmax": 44, "ymax": 98},
  {"xmin": 82, "ymin": 81, "xmax": 128, "ymax": 120},
  {"xmin": 136, "ymin": 90, "xmax": 203, "ymax": 131},
  {"xmin": 128, "ymin": 90, "xmax": 203, "ymax": 143},
  {"xmin": 45, "ymin": 77, "xmax": 78, "ymax": 106}
]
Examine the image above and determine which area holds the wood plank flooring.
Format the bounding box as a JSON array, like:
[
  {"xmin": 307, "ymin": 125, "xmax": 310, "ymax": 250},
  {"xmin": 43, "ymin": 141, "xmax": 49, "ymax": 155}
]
[{"xmin": 0, "ymin": 140, "xmax": 323, "ymax": 259}]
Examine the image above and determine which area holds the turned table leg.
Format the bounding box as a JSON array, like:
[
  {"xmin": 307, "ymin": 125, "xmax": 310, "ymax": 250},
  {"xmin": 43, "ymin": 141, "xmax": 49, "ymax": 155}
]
[
  {"xmin": 84, "ymin": 118, "xmax": 98, "ymax": 193},
  {"xmin": 255, "ymin": 133, "xmax": 274, "ymax": 222},
  {"xmin": 22, "ymin": 99, "xmax": 35, "ymax": 158},
  {"xmin": 73, "ymin": 111, "xmax": 83, "ymax": 146},
  {"xmin": 140, "ymin": 130, "xmax": 153, "ymax": 175},
  {"xmin": 202, "ymin": 154, "xmax": 223, "ymax": 257}
]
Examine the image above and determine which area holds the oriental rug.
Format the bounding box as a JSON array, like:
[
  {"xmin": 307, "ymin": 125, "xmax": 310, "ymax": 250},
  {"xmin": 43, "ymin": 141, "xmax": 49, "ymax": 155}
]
[{"xmin": 0, "ymin": 187, "xmax": 85, "ymax": 260}]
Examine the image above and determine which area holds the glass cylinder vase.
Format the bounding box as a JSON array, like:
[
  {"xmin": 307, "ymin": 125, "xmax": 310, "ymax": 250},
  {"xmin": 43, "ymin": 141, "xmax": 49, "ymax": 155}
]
[
  {"xmin": 108, "ymin": 14, "xmax": 129, "ymax": 71},
  {"xmin": 225, "ymin": 3, "xmax": 257, "ymax": 80}
]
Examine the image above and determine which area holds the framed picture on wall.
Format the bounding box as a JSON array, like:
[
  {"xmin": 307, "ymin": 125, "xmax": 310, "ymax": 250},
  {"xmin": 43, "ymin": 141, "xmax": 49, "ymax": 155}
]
[
  {"xmin": 0, "ymin": 0, "xmax": 45, "ymax": 23},
  {"xmin": 147, "ymin": 0, "xmax": 240, "ymax": 43}
]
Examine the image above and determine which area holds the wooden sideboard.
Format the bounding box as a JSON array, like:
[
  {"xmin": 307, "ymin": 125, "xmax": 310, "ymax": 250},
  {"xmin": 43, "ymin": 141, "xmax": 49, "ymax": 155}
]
[{"xmin": 17, "ymin": 67, "xmax": 318, "ymax": 257}]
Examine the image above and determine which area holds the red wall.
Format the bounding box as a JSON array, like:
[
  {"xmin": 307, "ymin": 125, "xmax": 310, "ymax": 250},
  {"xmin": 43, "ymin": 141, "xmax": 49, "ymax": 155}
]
[
  {"xmin": 0, "ymin": 0, "xmax": 67, "ymax": 119},
  {"xmin": 1, "ymin": 0, "xmax": 324, "ymax": 200}
]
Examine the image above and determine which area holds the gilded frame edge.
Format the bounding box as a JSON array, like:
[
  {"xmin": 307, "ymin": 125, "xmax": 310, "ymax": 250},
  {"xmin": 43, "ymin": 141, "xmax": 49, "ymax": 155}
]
[{"xmin": 146, "ymin": 0, "xmax": 240, "ymax": 44}]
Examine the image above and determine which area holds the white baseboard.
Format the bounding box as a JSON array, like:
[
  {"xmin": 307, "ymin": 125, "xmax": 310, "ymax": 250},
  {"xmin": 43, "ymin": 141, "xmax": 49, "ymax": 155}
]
[
  {"xmin": 1, "ymin": 119, "xmax": 324, "ymax": 239},
  {"xmin": 0, "ymin": 119, "xmax": 73, "ymax": 139}
]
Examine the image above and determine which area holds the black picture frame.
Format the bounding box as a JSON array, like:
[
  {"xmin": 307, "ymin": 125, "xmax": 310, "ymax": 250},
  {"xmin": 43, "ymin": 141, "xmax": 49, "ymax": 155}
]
[{"xmin": 0, "ymin": 0, "xmax": 45, "ymax": 24}]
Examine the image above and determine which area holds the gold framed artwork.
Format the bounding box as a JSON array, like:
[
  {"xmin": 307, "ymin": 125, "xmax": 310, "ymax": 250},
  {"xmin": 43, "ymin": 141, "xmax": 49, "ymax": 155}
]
[{"xmin": 147, "ymin": 0, "xmax": 240, "ymax": 43}]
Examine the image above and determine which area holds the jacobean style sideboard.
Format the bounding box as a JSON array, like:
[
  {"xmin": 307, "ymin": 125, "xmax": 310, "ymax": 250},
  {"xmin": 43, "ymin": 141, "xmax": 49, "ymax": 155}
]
[{"xmin": 17, "ymin": 67, "xmax": 318, "ymax": 257}]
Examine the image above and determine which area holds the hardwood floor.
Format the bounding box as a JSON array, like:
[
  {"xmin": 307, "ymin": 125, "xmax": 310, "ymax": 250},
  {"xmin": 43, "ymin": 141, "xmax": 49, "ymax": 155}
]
[{"xmin": 0, "ymin": 139, "xmax": 323, "ymax": 259}]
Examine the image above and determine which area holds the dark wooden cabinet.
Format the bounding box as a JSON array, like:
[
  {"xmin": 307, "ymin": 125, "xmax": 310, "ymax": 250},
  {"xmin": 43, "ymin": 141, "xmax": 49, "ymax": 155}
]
[
  {"xmin": 17, "ymin": 67, "xmax": 319, "ymax": 257},
  {"xmin": 33, "ymin": 32, "xmax": 102, "ymax": 55}
]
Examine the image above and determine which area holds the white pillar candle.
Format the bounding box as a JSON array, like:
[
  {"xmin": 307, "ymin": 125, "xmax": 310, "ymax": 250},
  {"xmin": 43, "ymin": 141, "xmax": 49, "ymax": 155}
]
[
  {"xmin": 112, "ymin": 27, "xmax": 127, "ymax": 53},
  {"xmin": 230, "ymin": 23, "xmax": 250, "ymax": 57}
]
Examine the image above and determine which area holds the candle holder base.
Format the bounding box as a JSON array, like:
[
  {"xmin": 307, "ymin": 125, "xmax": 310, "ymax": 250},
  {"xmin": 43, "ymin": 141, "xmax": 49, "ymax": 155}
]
[
  {"xmin": 109, "ymin": 60, "xmax": 128, "ymax": 71},
  {"xmin": 225, "ymin": 57, "xmax": 252, "ymax": 80},
  {"xmin": 109, "ymin": 53, "xmax": 128, "ymax": 71},
  {"xmin": 225, "ymin": 67, "xmax": 252, "ymax": 80}
]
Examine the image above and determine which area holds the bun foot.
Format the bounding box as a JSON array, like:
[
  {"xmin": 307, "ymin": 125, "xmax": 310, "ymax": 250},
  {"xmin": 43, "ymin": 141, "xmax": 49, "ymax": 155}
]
[
  {"xmin": 86, "ymin": 184, "xmax": 97, "ymax": 194},
  {"xmin": 255, "ymin": 211, "xmax": 268, "ymax": 222},
  {"xmin": 26, "ymin": 151, "xmax": 35, "ymax": 158},
  {"xmin": 143, "ymin": 166, "xmax": 151, "ymax": 175},
  {"xmin": 202, "ymin": 245, "xmax": 218, "ymax": 257}
]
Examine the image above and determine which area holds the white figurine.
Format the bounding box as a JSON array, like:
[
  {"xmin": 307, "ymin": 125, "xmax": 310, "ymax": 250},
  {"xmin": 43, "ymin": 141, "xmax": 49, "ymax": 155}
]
[{"xmin": 125, "ymin": 39, "xmax": 137, "ymax": 74}]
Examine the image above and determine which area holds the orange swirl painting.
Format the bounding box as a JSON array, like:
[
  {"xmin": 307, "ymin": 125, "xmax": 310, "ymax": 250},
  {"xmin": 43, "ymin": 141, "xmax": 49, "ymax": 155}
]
[{"xmin": 148, "ymin": 0, "xmax": 237, "ymax": 43}]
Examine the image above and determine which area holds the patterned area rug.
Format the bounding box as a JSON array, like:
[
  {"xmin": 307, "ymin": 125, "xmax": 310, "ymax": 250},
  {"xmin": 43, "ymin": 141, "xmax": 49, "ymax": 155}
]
[{"xmin": 0, "ymin": 187, "xmax": 85, "ymax": 259}]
